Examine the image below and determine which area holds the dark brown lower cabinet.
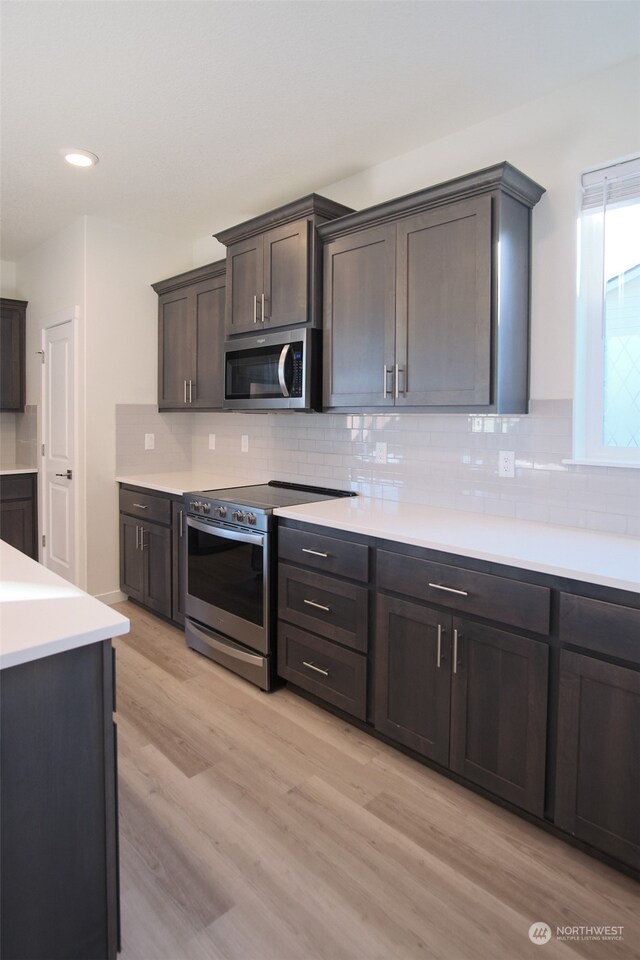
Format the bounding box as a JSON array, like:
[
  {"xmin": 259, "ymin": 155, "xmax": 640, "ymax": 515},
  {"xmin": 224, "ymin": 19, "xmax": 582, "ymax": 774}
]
[
  {"xmin": 119, "ymin": 513, "xmax": 171, "ymax": 619},
  {"xmin": 374, "ymin": 596, "xmax": 451, "ymax": 764},
  {"xmin": 449, "ymin": 618, "xmax": 548, "ymax": 816},
  {"xmin": 555, "ymin": 650, "xmax": 640, "ymax": 871},
  {"xmin": 0, "ymin": 472, "xmax": 38, "ymax": 559},
  {"xmin": 374, "ymin": 596, "xmax": 548, "ymax": 816},
  {"xmin": 1, "ymin": 641, "xmax": 119, "ymax": 960}
]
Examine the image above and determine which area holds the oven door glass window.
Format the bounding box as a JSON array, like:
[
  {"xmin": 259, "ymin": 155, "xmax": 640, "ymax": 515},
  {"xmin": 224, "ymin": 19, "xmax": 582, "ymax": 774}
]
[{"xmin": 187, "ymin": 524, "xmax": 264, "ymax": 627}]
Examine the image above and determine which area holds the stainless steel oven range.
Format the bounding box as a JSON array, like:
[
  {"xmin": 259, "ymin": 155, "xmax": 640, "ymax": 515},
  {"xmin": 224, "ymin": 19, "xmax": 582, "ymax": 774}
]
[{"xmin": 184, "ymin": 482, "xmax": 355, "ymax": 690}]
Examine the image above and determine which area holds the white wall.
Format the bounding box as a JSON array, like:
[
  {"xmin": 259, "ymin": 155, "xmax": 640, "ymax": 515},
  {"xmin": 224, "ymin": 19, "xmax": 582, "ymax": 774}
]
[
  {"xmin": 0, "ymin": 260, "xmax": 18, "ymax": 298},
  {"xmin": 16, "ymin": 216, "xmax": 190, "ymax": 597}
]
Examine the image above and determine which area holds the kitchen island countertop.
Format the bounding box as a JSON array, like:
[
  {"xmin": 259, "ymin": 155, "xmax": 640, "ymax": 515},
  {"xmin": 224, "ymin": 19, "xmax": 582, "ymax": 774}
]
[
  {"xmin": 0, "ymin": 542, "xmax": 129, "ymax": 669},
  {"xmin": 0, "ymin": 466, "xmax": 38, "ymax": 475},
  {"xmin": 274, "ymin": 497, "xmax": 640, "ymax": 594}
]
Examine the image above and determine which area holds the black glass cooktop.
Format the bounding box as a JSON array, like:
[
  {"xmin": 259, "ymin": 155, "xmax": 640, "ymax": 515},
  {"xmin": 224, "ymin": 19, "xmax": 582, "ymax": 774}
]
[{"xmin": 197, "ymin": 481, "xmax": 355, "ymax": 512}]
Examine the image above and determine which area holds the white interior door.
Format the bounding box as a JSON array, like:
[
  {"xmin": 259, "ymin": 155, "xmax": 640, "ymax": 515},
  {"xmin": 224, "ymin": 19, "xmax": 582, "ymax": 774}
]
[{"xmin": 42, "ymin": 318, "xmax": 76, "ymax": 583}]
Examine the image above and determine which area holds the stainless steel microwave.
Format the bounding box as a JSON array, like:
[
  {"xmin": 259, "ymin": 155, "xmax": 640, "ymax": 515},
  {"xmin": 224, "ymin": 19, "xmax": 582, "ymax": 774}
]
[{"xmin": 223, "ymin": 328, "xmax": 320, "ymax": 411}]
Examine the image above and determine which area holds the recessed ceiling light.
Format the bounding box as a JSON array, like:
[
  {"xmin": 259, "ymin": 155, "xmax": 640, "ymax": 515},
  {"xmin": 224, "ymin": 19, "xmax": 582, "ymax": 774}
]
[{"xmin": 62, "ymin": 148, "xmax": 99, "ymax": 168}]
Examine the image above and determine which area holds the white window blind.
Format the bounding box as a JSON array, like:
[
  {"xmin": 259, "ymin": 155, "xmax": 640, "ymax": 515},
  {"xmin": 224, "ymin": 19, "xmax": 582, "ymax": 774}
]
[{"xmin": 581, "ymin": 156, "xmax": 640, "ymax": 209}]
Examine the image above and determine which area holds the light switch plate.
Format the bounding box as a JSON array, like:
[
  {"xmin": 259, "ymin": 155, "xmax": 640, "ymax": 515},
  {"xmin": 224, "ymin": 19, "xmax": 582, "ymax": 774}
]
[
  {"xmin": 375, "ymin": 441, "xmax": 388, "ymax": 464},
  {"xmin": 144, "ymin": 433, "xmax": 155, "ymax": 451},
  {"xmin": 208, "ymin": 433, "xmax": 216, "ymax": 451},
  {"xmin": 241, "ymin": 434, "xmax": 249, "ymax": 453}
]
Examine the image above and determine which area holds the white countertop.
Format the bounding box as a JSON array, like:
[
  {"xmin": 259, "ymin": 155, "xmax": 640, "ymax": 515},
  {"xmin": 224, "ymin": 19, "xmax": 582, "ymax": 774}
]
[
  {"xmin": 274, "ymin": 497, "xmax": 640, "ymax": 594},
  {"xmin": 116, "ymin": 470, "xmax": 263, "ymax": 496},
  {"xmin": 0, "ymin": 542, "xmax": 130, "ymax": 670},
  {"xmin": 0, "ymin": 466, "xmax": 38, "ymax": 475}
]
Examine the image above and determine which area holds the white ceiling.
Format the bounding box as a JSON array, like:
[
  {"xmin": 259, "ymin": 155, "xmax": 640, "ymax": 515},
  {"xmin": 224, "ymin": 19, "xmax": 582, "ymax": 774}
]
[{"xmin": 2, "ymin": 0, "xmax": 639, "ymax": 261}]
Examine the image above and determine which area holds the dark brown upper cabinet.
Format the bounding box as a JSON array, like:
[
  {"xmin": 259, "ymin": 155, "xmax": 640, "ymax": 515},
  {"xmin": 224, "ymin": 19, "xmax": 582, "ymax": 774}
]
[
  {"xmin": 152, "ymin": 260, "xmax": 226, "ymax": 410},
  {"xmin": 214, "ymin": 194, "xmax": 353, "ymax": 336},
  {"xmin": 320, "ymin": 163, "xmax": 545, "ymax": 413},
  {"xmin": 0, "ymin": 298, "xmax": 27, "ymax": 411}
]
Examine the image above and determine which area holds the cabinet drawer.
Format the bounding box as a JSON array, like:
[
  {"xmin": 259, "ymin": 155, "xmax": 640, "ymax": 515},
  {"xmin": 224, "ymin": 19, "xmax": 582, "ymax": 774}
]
[
  {"xmin": 0, "ymin": 475, "xmax": 34, "ymax": 500},
  {"xmin": 278, "ymin": 563, "xmax": 368, "ymax": 653},
  {"xmin": 278, "ymin": 526, "xmax": 368, "ymax": 581},
  {"xmin": 559, "ymin": 594, "xmax": 640, "ymax": 666},
  {"xmin": 119, "ymin": 488, "xmax": 171, "ymax": 525},
  {"xmin": 277, "ymin": 621, "xmax": 367, "ymax": 720},
  {"xmin": 377, "ymin": 550, "xmax": 550, "ymax": 635}
]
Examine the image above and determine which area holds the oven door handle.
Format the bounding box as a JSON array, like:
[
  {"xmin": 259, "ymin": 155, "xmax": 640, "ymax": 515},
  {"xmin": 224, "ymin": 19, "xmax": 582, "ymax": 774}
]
[
  {"xmin": 277, "ymin": 343, "xmax": 292, "ymax": 398},
  {"xmin": 186, "ymin": 515, "xmax": 265, "ymax": 546}
]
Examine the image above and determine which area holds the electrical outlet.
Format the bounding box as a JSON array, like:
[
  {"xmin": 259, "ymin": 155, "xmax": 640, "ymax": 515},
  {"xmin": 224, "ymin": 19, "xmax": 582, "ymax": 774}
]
[
  {"xmin": 144, "ymin": 433, "xmax": 155, "ymax": 451},
  {"xmin": 374, "ymin": 441, "xmax": 388, "ymax": 464},
  {"xmin": 498, "ymin": 450, "xmax": 515, "ymax": 478},
  {"xmin": 208, "ymin": 433, "xmax": 216, "ymax": 451},
  {"xmin": 241, "ymin": 434, "xmax": 249, "ymax": 453}
]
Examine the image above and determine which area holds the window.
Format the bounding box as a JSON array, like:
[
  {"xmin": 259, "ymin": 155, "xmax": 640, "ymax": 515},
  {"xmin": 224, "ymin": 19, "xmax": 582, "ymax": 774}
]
[{"xmin": 574, "ymin": 155, "xmax": 640, "ymax": 466}]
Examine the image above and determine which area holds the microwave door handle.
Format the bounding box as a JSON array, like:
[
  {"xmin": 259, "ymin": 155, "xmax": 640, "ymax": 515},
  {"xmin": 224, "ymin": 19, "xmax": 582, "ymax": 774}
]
[{"xmin": 277, "ymin": 343, "xmax": 292, "ymax": 398}]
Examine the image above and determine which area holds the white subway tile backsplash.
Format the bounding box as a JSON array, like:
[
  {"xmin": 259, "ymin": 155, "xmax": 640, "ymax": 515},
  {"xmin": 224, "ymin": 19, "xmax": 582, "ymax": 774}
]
[{"xmin": 113, "ymin": 400, "xmax": 639, "ymax": 538}]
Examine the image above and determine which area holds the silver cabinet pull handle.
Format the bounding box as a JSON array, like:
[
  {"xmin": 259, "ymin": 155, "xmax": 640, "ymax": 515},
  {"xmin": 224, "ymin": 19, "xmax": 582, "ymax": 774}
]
[
  {"xmin": 303, "ymin": 661, "xmax": 329, "ymax": 677},
  {"xmin": 253, "ymin": 294, "xmax": 258, "ymax": 324},
  {"xmin": 437, "ymin": 623, "xmax": 442, "ymax": 668},
  {"xmin": 132, "ymin": 503, "xmax": 148, "ymax": 509},
  {"xmin": 184, "ymin": 379, "xmax": 187, "ymax": 403},
  {"xmin": 261, "ymin": 292, "xmax": 266, "ymax": 323},
  {"xmin": 394, "ymin": 363, "xmax": 405, "ymax": 398},
  {"xmin": 303, "ymin": 599, "xmax": 331, "ymax": 613},
  {"xmin": 428, "ymin": 582, "xmax": 469, "ymax": 597},
  {"xmin": 179, "ymin": 509, "xmax": 183, "ymax": 538},
  {"xmin": 139, "ymin": 527, "xmax": 145, "ymax": 551},
  {"xmin": 383, "ymin": 364, "xmax": 389, "ymax": 399},
  {"xmin": 135, "ymin": 525, "xmax": 139, "ymax": 550},
  {"xmin": 453, "ymin": 628, "xmax": 459, "ymax": 674},
  {"xmin": 189, "ymin": 380, "xmax": 193, "ymax": 403},
  {"xmin": 302, "ymin": 548, "xmax": 328, "ymax": 558}
]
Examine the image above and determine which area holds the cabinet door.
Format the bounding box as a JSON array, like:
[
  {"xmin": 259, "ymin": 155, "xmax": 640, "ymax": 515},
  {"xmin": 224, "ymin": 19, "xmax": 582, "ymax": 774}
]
[
  {"xmin": 374, "ymin": 596, "xmax": 451, "ymax": 764},
  {"xmin": 141, "ymin": 521, "xmax": 171, "ymax": 618},
  {"xmin": 120, "ymin": 515, "xmax": 144, "ymax": 602},
  {"xmin": 225, "ymin": 235, "xmax": 263, "ymax": 334},
  {"xmin": 0, "ymin": 498, "xmax": 35, "ymax": 559},
  {"xmin": 192, "ymin": 275, "xmax": 225, "ymax": 409},
  {"xmin": 158, "ymin": 288, "xmax": 195, "ymax": 408},
  {"xmin": 395, "ymin": 196, "xmax": 492, "ymax": 407},
  {"xmin": 323, "ymin": 224, "xmax": 396, "ymax": 408},
  {"xmin": 555, "ymin": 650, "xmax": 640, "ymax": 870},
  {"xmin": 263, "ymin": 218, "xmax": 309, "ymax": 329},
  {"xmin": 171, "ymin": 501, "xmax": 185, "ymax": 626},
  {"xmin": 0, "ymin": 301, "xmax": 25, "ymax": 411},
  {"xmin": 449, "ymin": 618, "xmax": 548, "ymax": 815}
]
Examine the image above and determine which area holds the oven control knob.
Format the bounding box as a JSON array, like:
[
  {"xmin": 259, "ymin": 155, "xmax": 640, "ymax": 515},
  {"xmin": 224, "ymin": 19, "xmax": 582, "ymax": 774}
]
[
  {"xmin": 217, "ymin": 506, "xmax": 227, "ymax": 518},
  {"xmin": 202, "ymin": 503, "xmax": 210, "ymax": 514},
  {"xmin": 246, "ymin": 513, "xmax": 257, "ymax": 526},
  {"xmin": 192, "ymin": 501, "xmax": 201, "ymax": 512},
  {"xmin": 232, "ymin": 510, "xmax": 246, "ymax": 523}
]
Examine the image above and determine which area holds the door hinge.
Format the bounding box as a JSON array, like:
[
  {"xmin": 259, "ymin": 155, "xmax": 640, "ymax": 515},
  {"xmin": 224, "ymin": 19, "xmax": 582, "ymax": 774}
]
[{"xmin": 42, "ymin": 534, "xmax": 46, "ymax": 547}]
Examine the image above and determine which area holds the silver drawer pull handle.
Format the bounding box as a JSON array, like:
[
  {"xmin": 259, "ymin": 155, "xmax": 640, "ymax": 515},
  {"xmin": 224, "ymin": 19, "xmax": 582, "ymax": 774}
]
[
  {"xmin": 132, "ymin": 503, "xmax": 149, "ymax": 509},
  {"xmin": 428, "ymin": 582, "xmax": 469, "ymax": 597},
  {"xmin": 302, "ymin": 548, "xmax": 328, "ymax": 558},
  {"xmin": 303, "ymin": 599, "xmax": 331, "ymax": 613},
  {"xmin": 303, "ymin": 661, "xmax": 329, "ymax": 677},
  {"xmin": 436, "ymin": 623, "xmax": 442, "ymax": 668}
]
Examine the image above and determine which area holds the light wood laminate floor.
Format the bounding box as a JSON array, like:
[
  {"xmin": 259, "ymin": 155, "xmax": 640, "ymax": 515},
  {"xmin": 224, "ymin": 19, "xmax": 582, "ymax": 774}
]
[{"xmin": 113, "ymin": 602, "xmax": 638, "ymax": 960}]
